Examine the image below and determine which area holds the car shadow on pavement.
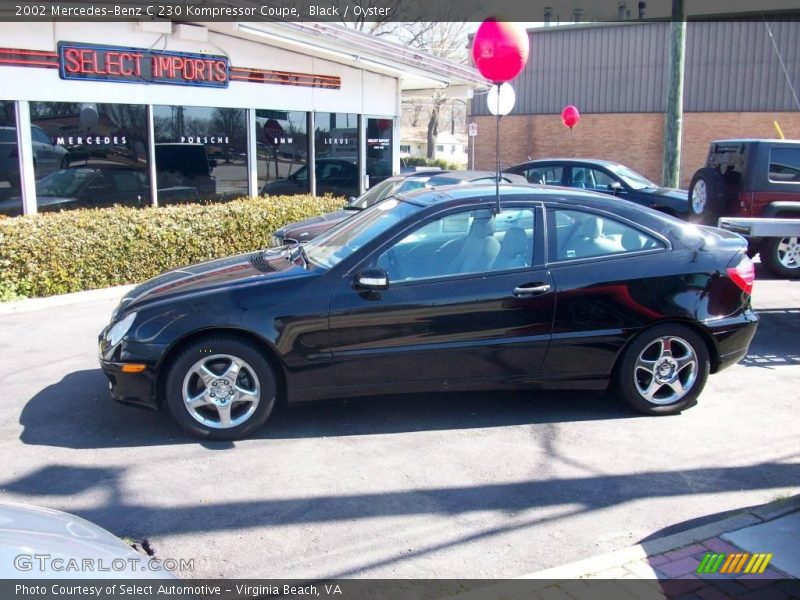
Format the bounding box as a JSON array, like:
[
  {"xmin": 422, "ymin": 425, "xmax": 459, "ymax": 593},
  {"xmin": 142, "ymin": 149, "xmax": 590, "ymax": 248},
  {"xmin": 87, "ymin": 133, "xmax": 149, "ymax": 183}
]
[
  {"xmin": 18, "ymin": 368, "xmax": 637, "ymax": 449},
  {"xmin": 1, "ymin": 461, "xmax": 798, "ymax": 579},
  {"xmin": 740, "ymin": 307, "xmax": 800, "ymax": 368}
]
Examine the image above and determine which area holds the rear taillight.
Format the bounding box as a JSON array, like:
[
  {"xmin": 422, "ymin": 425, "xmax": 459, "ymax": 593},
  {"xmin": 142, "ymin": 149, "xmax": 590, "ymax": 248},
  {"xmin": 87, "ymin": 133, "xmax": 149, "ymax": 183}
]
[{"xmin": 727, "ymin": 254, "xmax": 755, "ymax": 295}]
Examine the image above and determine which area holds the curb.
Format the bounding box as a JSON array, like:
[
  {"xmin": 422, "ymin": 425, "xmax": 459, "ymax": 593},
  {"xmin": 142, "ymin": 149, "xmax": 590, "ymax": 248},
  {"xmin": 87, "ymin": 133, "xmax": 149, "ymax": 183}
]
[
  {"xmin": 520, "ymin": 495, "xmax": 800, "ymax": 580},
  {"xmin": 0, "ymin": 284, "xmax": 135, "ymax": 316}
]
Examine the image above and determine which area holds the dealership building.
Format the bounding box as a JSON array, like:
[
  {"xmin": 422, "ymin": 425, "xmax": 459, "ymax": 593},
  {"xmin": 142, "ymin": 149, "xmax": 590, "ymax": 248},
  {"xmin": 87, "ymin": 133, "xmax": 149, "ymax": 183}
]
[
  {"xmin": 470, "ymin": 19, "xmax": 800, "ymax": 188},
  {"xmin": 0, "ymin": 20, "xmax": 483, "ymax": 216}
]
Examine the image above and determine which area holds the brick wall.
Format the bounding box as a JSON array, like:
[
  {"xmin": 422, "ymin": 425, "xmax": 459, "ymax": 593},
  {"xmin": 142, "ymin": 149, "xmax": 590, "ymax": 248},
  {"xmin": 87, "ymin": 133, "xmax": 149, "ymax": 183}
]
[{"xmin": 471, "ymin": 112, "xmax": 800, "ymax": 188}]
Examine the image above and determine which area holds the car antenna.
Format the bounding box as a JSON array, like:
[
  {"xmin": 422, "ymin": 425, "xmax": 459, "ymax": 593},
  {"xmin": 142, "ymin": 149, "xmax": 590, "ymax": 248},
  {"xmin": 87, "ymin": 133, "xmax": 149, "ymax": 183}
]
[{"xmin": 494, "ymin": 87, "xmax": 501, "ymax": 214}]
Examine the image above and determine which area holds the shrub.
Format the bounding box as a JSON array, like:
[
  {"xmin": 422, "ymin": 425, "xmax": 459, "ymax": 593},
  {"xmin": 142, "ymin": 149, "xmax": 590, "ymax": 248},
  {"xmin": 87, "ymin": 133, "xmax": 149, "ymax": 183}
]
[
  {"xmin": 403, "ymin": 157, "xmax": 462, "ymax": 170},
  {"xmin": 0, "ymin": 195, "xmax": 344, "ymax": 299}
]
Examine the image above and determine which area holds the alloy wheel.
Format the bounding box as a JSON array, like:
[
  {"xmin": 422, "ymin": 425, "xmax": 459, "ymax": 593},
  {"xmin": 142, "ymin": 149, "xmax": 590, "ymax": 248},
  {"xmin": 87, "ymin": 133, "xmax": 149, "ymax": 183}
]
[
  {"xmin": 634, "ymin": 336, "xmax": 698, "ymax": 405},
  {"xmin": 776, "ymin": 236, "xmax": 800, "ymax": 270},
  {"xmin": 182, "ymin": 354, "xmax": 261, "ymax": 429}
]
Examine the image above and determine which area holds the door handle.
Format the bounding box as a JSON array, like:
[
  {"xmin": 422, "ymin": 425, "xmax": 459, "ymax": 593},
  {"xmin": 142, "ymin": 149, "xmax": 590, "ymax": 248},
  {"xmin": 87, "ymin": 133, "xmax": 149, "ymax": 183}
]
[{"xmin": 513, "ymin": 283, "xmax": 552, "ymax": 297}]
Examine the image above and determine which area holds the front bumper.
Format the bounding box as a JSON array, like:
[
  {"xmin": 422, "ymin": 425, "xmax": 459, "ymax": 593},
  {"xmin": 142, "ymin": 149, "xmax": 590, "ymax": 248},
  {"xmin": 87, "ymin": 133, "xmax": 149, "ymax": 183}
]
[
  {"xmin": 98, "ymin": 328, "xmax": 164, "ymax": 411},
  {"xmin": 704, "ymin": 308, "xmax": 759, "ymax": 373},
  {"xmin": 99, "ymin": 360, "xmax": 159, "ymax": 411}
]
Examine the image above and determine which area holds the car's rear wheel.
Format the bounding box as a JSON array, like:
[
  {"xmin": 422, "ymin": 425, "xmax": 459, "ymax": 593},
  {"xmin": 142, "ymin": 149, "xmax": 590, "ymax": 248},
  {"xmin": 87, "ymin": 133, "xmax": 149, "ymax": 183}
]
[
  {"xmin": 616, "ymin": 324, "xmax": 709, "ymax": 415},
  {"xmin": 165, "ymin": 335, "xmax": 277, "ymax": 440},
  {"xmin": 688, "ymin": 168, "xmax": 727, "ymax": 225},
  {"xmin": 761, "ymin": 236, "xmax": 800, "ymax": 279}
]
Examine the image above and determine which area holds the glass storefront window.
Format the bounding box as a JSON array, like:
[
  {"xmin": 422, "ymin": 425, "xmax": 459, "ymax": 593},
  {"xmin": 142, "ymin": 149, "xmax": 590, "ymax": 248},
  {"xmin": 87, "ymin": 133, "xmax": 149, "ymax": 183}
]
[
  {"xmin": 366, "ymin": 117, "xmax": 394, "ymax": 188},
  {"xmin": 0, "ymin": 101, "xmax": 22, "ymax": 217},
  {"xmin": 153, "ymin": 105, "xmax": 247, "ymax": 203},
  {"xmin": 256, "ymin": 110, "xmax": 308, "ymax": 196},
  {"xmin": 314, "ymin": 112, "xmax": 360, "ymax": 198},
  {"xmin": 29, "ymin": 102, "xmax": 149, "ymax": 213}
]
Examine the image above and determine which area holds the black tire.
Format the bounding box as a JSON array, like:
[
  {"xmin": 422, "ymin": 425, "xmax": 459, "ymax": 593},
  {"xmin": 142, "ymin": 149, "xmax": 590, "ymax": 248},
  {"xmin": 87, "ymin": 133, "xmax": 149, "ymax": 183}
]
[
  {"xmin": 688, "ymin": 168, "xmax": 727, "ymax": 225},
  {"xmin": 616, "ymin": 324, "xmax": 710, "ymax": 415},
  {"xmin": 164, "ymin": 335, "xmax": 277, "ymax": 440},
  {"xmin": 761, "ymin": 236, "xmax": 800, "ymax": 279}
]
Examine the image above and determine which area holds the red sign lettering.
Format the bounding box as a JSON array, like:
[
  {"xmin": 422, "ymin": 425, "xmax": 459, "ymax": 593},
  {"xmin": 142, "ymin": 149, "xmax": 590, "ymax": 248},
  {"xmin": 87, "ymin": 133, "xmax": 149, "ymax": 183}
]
[{"xmin": 58, "ymin": 42, "xmax": 228, "ymax": 88}]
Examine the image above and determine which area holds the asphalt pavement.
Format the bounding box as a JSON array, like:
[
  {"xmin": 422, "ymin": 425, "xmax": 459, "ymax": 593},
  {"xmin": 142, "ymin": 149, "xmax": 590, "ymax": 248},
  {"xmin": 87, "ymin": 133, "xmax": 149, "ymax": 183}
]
[{"xmin": 0, "ymin": 268, "xmax": 798, "ymax": 580}]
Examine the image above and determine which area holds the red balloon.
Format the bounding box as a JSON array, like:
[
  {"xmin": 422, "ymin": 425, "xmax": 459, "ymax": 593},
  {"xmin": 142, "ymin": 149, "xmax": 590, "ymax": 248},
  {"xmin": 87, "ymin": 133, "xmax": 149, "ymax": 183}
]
[
  {"xmin": 561, "ymin": 105, "xmax": 581, "ymax": 129},
  {"xmin": 471, "ymin": 20, "xmax": 530, "ymax": 83}
]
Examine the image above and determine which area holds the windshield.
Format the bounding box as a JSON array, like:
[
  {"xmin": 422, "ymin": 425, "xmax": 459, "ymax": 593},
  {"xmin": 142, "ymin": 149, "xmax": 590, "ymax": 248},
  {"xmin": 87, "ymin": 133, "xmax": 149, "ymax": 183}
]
[
  {"xmin": 304, "ymin": 198, "xmax": 421, "ymax": 269},
  {"xmin": 349, "ymin": 177, "xmax": 400, "ymax": 209},
  {"xmin": 36, "ymin": 168, "xmax": 96, "ymax": 197},
  {"xmin": 606, "ymin": 164, "xmax": 656, "ymax": 190}
]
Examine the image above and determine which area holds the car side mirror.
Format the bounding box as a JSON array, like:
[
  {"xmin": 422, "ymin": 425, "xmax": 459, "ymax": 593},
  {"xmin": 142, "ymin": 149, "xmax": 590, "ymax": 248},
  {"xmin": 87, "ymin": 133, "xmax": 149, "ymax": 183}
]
[
  {"xmin": 610, "ymin": 181, "xmax": 623, "ymax": 194},
  {"xmin": 208, "ymin": 159, "xmax": 217, "ymax": 169},
  {"xmin": 355, "ymin": 267, "xmax": 389, "ymax": 291}
]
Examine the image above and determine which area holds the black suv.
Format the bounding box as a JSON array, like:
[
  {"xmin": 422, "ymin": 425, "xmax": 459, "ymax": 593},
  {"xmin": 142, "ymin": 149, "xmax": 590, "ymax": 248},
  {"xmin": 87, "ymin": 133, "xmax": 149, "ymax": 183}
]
[{"xmin": 688, "ymin": 139, "xmax": 800, "ymax": 276}]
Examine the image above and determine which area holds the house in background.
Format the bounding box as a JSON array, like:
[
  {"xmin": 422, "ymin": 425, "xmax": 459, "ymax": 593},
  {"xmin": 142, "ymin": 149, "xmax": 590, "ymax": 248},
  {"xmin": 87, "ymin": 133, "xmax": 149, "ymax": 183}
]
[{"xmin": 400, "ymin": 127, "xmax": 468, "ymax": 166}]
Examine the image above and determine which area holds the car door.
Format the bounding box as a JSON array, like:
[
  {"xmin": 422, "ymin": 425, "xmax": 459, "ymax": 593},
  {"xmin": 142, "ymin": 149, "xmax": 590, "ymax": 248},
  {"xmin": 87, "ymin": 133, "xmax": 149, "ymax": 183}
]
[
  {"xmin": 543, "ymin": 205, "xmax": 670, "ymax": 381},
  {"xmin": 327, "ymin": 203, "xmax": 555, "ymax": 390}
]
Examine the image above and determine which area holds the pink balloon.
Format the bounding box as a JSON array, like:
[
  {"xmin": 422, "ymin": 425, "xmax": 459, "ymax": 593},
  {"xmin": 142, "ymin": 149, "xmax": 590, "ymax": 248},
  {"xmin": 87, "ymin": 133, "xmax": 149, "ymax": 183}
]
[
  {"xmin": 561, "ymin": 105, "xmax": 581, "ymax": 129},
  {"xmin": 471, "ymin": 20, "xmax": 530, "ymax": 83}
]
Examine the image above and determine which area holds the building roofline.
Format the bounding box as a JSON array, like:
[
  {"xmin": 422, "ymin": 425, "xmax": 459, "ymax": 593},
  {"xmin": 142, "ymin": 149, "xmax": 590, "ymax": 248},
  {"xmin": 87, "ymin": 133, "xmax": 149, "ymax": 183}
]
[{"xmin": 223, "ymin": 21, "xmax": 488, "ymax": 93}]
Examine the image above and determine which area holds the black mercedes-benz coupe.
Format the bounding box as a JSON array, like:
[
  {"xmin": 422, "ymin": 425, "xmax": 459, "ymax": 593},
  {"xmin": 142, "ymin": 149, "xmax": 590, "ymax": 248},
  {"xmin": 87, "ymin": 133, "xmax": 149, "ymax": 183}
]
[{"xmin": 99, "ymin": 184, "xmax": 758, "ymax": 440}]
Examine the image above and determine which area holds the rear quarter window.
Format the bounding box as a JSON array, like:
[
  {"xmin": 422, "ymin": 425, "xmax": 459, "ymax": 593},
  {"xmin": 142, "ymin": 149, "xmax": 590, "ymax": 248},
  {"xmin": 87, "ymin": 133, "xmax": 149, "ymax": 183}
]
[{"xmin": 768, "ymin": 148, "xmax": 800, "ymax": 183}]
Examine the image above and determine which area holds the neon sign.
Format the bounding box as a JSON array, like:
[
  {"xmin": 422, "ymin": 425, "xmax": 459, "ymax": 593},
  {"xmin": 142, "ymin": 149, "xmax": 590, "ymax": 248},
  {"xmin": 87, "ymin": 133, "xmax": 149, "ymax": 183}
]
[{"xmin": 58, "ymin": 42, "xmax": 228, "ymax": 88}]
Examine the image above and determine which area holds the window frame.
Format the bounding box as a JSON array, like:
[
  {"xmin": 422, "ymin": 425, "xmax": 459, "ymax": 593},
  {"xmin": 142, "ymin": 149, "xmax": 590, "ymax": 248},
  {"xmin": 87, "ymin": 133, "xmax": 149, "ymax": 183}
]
[
  {"xmin": 349, "ymin": 200, "xmax": 545, "ymax": 287},
  {"xmin": 544, "ymin": 204, "xmax": 670, "ymax": 266},
  {"xmin": 767, "ymin": 147, "xmax": 800, "ymax": 184}
]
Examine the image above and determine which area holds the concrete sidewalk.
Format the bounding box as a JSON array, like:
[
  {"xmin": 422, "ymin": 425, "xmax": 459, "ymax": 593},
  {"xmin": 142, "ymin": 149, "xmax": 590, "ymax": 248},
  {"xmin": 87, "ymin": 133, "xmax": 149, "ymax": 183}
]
[{"xmin": 518, "ymin": 495, "xmax": 799, "ymax": 597}]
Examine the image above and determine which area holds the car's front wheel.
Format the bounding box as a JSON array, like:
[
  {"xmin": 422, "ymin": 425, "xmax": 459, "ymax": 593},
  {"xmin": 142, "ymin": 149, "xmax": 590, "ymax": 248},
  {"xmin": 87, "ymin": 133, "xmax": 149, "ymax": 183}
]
[
  {"xmin": 616, "ymin": 324, "xmax": 709, "ymax": 415},
  {"xmin": 761, "ymin": 236, "xmax": 800, "ymax": 279},
  {"xmin": 165, "ymin": 335, "xmax": 277, "ymax": 440}
]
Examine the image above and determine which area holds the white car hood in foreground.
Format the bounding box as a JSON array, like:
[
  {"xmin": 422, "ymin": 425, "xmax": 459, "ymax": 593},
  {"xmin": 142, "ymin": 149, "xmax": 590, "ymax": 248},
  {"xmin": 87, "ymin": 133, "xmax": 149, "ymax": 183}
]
[{"xmin": 0, "ymin": 502, "xmax": 174, "ymax": 579}]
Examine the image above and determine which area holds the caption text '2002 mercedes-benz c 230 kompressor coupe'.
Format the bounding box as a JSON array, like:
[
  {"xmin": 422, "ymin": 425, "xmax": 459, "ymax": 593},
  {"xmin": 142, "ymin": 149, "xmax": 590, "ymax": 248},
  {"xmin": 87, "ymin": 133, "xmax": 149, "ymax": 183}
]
[{"xmin": 99, "ymin": 184, "xmax": 758, "ymax": 440}]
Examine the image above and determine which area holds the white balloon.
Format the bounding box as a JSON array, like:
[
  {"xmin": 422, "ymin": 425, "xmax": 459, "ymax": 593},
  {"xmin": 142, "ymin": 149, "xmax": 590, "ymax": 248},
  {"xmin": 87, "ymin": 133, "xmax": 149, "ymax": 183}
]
[{"xmin": 487, "ymin": 83, "xmax": 515, "ymax": 116}]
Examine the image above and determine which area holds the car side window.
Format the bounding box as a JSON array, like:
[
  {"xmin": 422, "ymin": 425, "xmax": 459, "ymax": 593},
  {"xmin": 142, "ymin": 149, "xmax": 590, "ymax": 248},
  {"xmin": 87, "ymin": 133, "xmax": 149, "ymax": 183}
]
[
  {"xmin": 570, "ymin": 167, "xmax": 618, "ymax": 192},
  {"xmin": 550, "ymin": 209, "xmax": 663, "ymax": 261},
  {"xmin": 376, "ymin": 207, "xmax": 535, "ymax": 282},
  {"xmin": 768, "ymin": 148, "xmax": 800, "ymax": 183},
  {"xmin": 526, "ymin": 166, "xmax": 563, "ymax": 185}
]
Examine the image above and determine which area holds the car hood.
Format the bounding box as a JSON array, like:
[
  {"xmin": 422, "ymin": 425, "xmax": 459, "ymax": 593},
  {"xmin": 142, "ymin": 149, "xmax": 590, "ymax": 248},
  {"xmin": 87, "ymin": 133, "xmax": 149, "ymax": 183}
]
[
  {"xmin": 277, "ymin": 209, "xmax": 356, "ymax": 239},
  {"xmin": 118, "ymin": 249, "xmax": 309, "ymax": 312},
  {"xmin": 0, "ymin": 502, "xmax": 174, "ymax": 578}
]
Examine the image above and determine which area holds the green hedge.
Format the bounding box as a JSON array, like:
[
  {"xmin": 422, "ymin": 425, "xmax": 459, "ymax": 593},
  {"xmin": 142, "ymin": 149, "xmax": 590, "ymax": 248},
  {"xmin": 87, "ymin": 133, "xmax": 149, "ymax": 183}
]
[
  {"xmin": 403, "ymin": 156, "xmax": 462, "ymax": 170},
  {"xmin": 0, "ymin": 195, "xmax": 344, "ymax": 300}
]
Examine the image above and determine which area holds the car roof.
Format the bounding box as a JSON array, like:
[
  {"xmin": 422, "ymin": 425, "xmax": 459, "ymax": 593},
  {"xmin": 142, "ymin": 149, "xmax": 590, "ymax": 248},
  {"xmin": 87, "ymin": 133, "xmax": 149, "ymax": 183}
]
[
  {"xmin": 711, "ymin": 139, "xmax": 800, "ymax": 145},
  {"xmin": 422, "ymin": 170, "xmax": 523, "ymax": 181},
  {"xmin": 398, "ymin": 182, "xmax": 677, "ymax": 225},
  {"xmin": 509, "ymin": 158, "xmax": 626, "ymax": 168}
]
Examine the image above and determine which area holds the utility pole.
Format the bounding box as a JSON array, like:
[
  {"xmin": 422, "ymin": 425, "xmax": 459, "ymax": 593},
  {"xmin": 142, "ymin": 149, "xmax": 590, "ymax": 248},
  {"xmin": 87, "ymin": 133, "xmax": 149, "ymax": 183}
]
[{"xmin": 662, "ymin": 0, "xmax": 686, "ymax": 188}]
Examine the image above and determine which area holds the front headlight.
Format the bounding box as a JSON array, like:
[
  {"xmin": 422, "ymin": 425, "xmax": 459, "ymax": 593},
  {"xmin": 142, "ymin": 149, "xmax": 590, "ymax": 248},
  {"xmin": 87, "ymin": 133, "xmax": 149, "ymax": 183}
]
[{"xmin": 106, "ymin": 312, "xmax": 137, "ymax": 346}]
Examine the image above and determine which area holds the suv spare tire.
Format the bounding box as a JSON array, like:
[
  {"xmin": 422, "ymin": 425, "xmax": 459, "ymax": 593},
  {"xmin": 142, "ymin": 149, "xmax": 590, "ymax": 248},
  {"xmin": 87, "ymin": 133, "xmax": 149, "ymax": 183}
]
[{"xmin": 688, "ymin": 168, "xmax": 727, "ymax": 225}]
